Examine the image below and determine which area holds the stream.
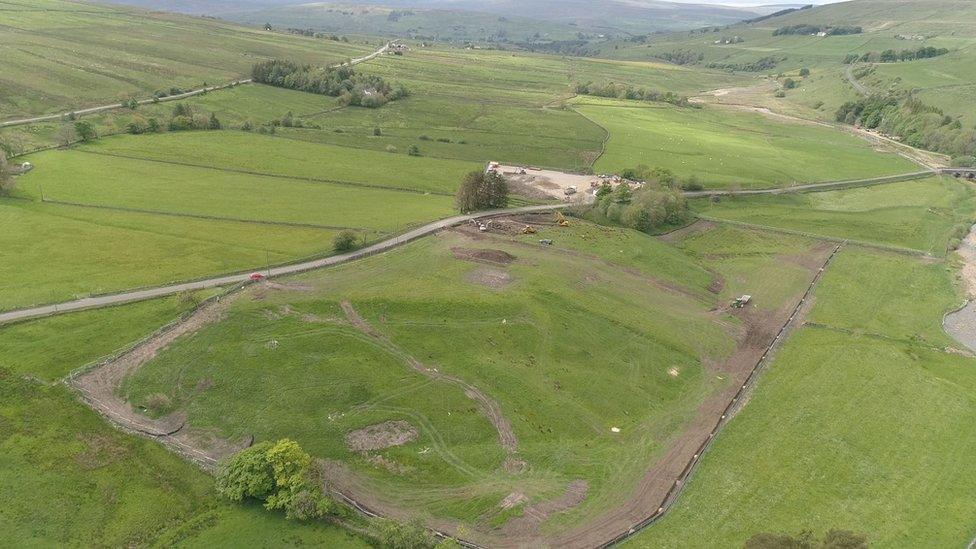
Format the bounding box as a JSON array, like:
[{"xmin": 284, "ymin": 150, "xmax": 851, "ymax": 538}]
[{"xmin": 944, "ymin": 225, "xmax": 976, "ymax": 351}]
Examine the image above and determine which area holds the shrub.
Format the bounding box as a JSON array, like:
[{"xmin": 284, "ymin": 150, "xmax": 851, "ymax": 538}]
[
  {"xmin": 418, "ymin": 134, "xmax": 431, "ymax": 141},
  {"xmin": 333, "ymin": 230, "xmax": 358, "ymax": 252},
  {"xmin": 408, "ymin": 145, "xmax": 421, "ymax": 156},
  {"xmin": 436, "ymin": 137, "xmax": 452, "ymax": 143},
  {"xmin": 455, "ymin": 170, "xmax": 508, "ymax": 212},
  {"xmin": 373, "ymin": 127, "xmax": 382, "ymax": 136},
  {"xmin": 146, "ymin": 393, "xmax": 172, "ymax": 414},
  {"xmin": 799, "ymin": 67, "xmax": 810, "ymax": 77}
]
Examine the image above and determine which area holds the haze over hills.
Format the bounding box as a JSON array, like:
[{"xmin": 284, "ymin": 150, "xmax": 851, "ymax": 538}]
[{"xmin": 105, "ymin": 0, "xmax": 776, "ymax": 34}]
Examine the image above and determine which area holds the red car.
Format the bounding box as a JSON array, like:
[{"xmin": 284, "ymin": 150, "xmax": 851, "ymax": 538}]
[{"xmin": 249, "ymin": 272, "xmax": 265, "ymax": 281}]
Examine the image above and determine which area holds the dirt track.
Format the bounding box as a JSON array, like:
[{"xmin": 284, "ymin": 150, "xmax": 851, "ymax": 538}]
[
  {"xmin": 70, "ymin": 292, "xmax": 250, "ymax": 468},
  {"xmin": 340, "ymin": 301, "xmax": 523, "ymax": 471}
]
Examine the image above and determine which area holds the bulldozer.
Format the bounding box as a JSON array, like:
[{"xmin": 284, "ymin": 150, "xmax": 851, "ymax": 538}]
[
  {"xmin": 521, "ymin": 225, "xmax": 537, "ymax": 234},
  {"xmin": 554, "ymin": 211, "xmax": 570, "ymax": 227}
]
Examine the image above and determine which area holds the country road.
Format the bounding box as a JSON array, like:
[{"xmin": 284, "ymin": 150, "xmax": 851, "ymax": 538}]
[
  {"xmin": 0, "ymin": 43, "xmax": 389, "ymax": 129},
  {"xmin": 0, "ymin": 204, "xmax": 564, "ymax": 325},
  {"xmin": 0, "ymin": 167, "xmax": 941, "ymax": 325},
  {"xmin": 845, "ymin": 64, "xmax": 870, "ymax": 96}
]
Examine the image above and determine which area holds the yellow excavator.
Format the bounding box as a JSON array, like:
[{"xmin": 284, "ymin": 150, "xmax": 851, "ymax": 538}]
[{"xmin": 554, "ymin": 211, "xmax": 570, "ymax": 227}]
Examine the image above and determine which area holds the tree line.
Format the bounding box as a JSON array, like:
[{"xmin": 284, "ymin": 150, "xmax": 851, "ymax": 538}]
[
  {"xmin": 707, "ymin": 56, "xmax": 781, "ymax": 73},
  {"xmin": 575, "ymin": 82, "xmax": 695, "ymax": 107},
  {"xmin": 585, "ymin": 165, "xmax": 693, "ymax": 234},
  {"xmin": 843, "ymin": 46, "xmax": 949, "ymax": 64},
  {"xmin": 773, "ymin": 24, "xmax": 862, "ymax": 36},
  {"xmin": 836, "ymin": 93, "xmax": 975, "ymax": 165},
  {"xmin": 251, "ymin": 60, "xmax": 408, "ymax": 108}
]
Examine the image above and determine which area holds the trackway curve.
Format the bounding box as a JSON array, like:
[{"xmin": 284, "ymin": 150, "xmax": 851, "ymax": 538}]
[{"xmin": 0, "ymin": 204, "xmax": 565, "ymax": 325}]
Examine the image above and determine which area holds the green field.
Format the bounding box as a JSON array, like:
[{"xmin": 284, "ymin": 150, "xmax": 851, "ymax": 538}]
[
  {"xmin": 0, "ymin": 0, "xmax": 373, "ymax": 119},
  {"xmin": 629, "ymin": 246, "xmax": 976, "ymax": 547},
  {"xmin": 693, "ymin": 177, "xmax": 976, "ymax": 254},
  {"xmin": 0, "ymin": 296, "xmax": 366, "ymax": 547},
  {"xmin": 577, "ymin": 98, "xmax": 920, "ymax": 187},
  {"xmin": 117, "ymin": 218, "xmax": 824, "ymax": 539}
]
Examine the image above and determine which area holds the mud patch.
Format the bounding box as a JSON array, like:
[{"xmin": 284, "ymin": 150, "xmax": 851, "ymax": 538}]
[
  {"xmin": 451, "ymin": 247, "xmax": 517, "ymax": 266},
  {"xmin": 500, "ymin": 480, "xmax": 589, "ymax": 537},
  {"xmin": 466, "ymin": 267, "xmax": 514, "ymax": 290},
  {"xmin": 346, "ymin": 420, "xmax": 419, "ymax": 453}
]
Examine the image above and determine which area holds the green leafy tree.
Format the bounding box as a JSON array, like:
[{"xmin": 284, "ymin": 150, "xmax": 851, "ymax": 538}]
[
  {"xmin": 147, "ymin": 118, "xmax": 161, "ymax": 133},
  {"xmin": 74, "ymin": 121, "xmax": 97, "ymax": 142},
  {"xmin": 612, "ymin": 182, "xmax": 632, "ymax": 204},
  {"xmin": 216, "ymin": 441, "xmax": 276, "ymax": 501},
  {"xmin": 208, "ymin": 112, "xmax": 222, "ymax": 130},
  {"xmin": 455, "ymin": 170, "xmax": 508, "ymax": 213},
  {"xmin": 408, "ymin": 145, "xmax": 421, "ymax": 156},
  {"xmin": 373, "ymin": 127, "xmax": 382, "ymax": 136}
]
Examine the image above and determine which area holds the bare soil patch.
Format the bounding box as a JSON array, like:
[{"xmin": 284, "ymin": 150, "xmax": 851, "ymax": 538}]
[
  {"xmin": 451, "ymin": 247, "xmax": 517, "ymax": 266},
  {"xmin": 466, "ymin": 267, "xmax": 514, "ymax": 290},
  {"xmin": 346, "ymin": 420, "xmax": 419, "ymax": 453},
  {"xmin": 499, "ymin": 480, "xmax": 589, "ymax": 538}
]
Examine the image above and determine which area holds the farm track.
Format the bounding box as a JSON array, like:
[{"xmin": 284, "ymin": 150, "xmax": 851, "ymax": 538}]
[
  {"xmin": 0, "ymin": 43, "xmax": 389, "ymax": 128},
  {"xmin": 339, "ymin": 301, "xmax": 523, "ymax": 471},
  {"xmin": 0, "ymin": 171, "xmax": 940, "ymax": 324}
]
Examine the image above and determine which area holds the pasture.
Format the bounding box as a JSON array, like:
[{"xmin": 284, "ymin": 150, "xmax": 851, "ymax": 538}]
[
  {"xmin": 693, "ymin": 176, "xmax": 976, "ymax": 255},
  {"xmin": 0, "ymin": 295, "xmax": 365, "ymax": 547},
  {"xmin": 117, "ymin": 218, "xmax": 824, "ymax": 540},
  {"xmin": 0, "ymin": 0, "xmax": 373, "ymax": 119},
  {"xmin": 629, "ymin": 247, "xmax": 976, "ymax": 547},
  {"xmin": 577, "ymin": 98, "xmax": 920, "ymax": 187}
]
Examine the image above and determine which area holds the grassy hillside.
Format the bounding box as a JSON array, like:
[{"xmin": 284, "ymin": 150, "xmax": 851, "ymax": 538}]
[
  {"xmin": 0, "ymin": 297, "xmax": 367, "ymax": 547},
  {"xmin": 593, "ymin": 0, "xmax": 976, "ymax": 163},
  {"xmin": 692, "ymin": 176, "xmax": 976, "ymax": 255},
  {"xmin": 629, "ymin": 247, "xmax": 976, "ymax": 547},
  {"xmin": 0, "ymin": 0, "xmax": 373, "ymax": 119},
  {"xmin": 118, "ymin": 218, "xmax": 824, "ymax": 541},
  {"xmin": 577, "ymin": 97, "xmax": 919, "ymax": 187}
]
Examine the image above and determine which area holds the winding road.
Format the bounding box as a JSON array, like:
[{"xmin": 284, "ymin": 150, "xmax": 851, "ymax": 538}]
[
  {"xmin": 0, "ymin": 204, "xmax": 565, "ymax": 325},
  {"xmin": 0, "ymin": 43, "xmax": 390, "ymax": 129}
]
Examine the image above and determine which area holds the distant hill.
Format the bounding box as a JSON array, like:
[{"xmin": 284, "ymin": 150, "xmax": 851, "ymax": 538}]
[{"xmin": 104, "ymin": 0, "xmax": 768, "ymax": 35}]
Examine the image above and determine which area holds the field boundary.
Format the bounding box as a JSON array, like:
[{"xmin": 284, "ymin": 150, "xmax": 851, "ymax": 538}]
[
  {"xmin": 695, "ymin": 215, "xmax": 935, "ymax": 257},
  {"xmin": 685, "ymin": 169, "xmax": 936, "ymax": 197},
  {"xmin": 72, "ymin": 148, "xmax": 457, "ymax": 197},
  {"xmin": 599, "ymin": 243, "xmax": 844, "ymax": 547},
  {"xmin": 39, "ymin": 198, "xmax": 373, "ymax": 231}
]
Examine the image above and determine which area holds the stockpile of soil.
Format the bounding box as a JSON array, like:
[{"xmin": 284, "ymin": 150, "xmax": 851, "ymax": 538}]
[{"xmin": 451, "ymin": 247, "xmax": 517, "ymax": 265}]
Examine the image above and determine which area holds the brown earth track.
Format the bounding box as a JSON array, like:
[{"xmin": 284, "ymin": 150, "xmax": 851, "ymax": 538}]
[
  {"xmin": 339, "ymin": 300, "xmax": 523, "ymax": 471},
  {"xmin": 70, "ymin": 291, "xmax": 251, "ymax": 468},
  {"xmin": 540, "ymin": 241, "xmax": 839, "ymax": 549}
]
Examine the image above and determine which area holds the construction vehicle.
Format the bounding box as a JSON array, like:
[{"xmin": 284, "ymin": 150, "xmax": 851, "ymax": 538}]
[
  {"xmin": 554, "ymin": 211, "xmax": 570, "ymax": 227},
  {"xmin": 522, "ymin": 225, "xmax": 537, "ymax": 234}
]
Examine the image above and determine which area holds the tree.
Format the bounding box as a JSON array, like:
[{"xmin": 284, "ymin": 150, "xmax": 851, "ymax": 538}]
[
  {"xmin": 333, "ymin": 230, "xmax": 358, "ymax": 252},
  {"xmin": 57, "ymin": 124, "xmax": 77, "ymax": 147},
  {"xmin": 799, "ymin": 67, "xmax": 810, "ymax": 77},
  {"xmin": 74, "ymin": 121, "xmax": 97, "ymax": 142},
  {"xmin": 612, "ymin": 182, "xmax": 632, "ymax": 203},
  {"xmin": 147, "ymin": 118, "xmax": 161, "ymax": 133},
  {"xmin": 455, "ymin": 170, "xmax": 508, "ymax": 213},
  {"xmin": 375, "ymin": 518, "xmax": 436, "ymax": 549},
  {"xmin": 408, "ymin": 145, "xmax": 421, "ymax": 156},
  {"xmin": 208, "ymin": 112, "xmax": 222, "ymax": 130},
  {"xmin": 783, "ymin": 78, "xmax": 797, "ymax": 89},
  {"xmin": 215, "ymin": 439, "xmax": 339, "ymax": 522},
  {"xmin": 373, "ymin": 127, "xmax": 382, "ymax": 136}
]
